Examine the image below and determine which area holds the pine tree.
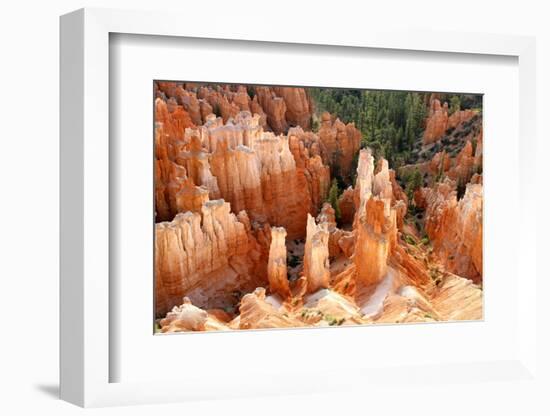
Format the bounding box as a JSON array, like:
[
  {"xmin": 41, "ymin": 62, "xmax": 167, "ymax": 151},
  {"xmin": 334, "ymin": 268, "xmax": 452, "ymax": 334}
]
[
  {"xmin": 406, "ymin": 167, "xmax": 423, "ymax": 201},
  {"xmin": 450, "ymin": 95, "xmax": 461, "ymax": 115}
]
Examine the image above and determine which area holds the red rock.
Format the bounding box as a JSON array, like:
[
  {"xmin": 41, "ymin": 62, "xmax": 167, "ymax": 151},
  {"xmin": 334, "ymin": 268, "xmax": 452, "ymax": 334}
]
[
  {"xmin": 183, "ymin": 112, "xmax": 329, "ymax": 239},
  {"xmin": 316, "ymin": 203, "xmax": 343, "ymax": 258},
  {"xmin": 338, "ymin": 187, "xmax": 356, "ymax": 225},
  {"xmin": 423, "ymin": 98, "xmax": 449, "ymax": 144},
  {"xmin": 318, "ymin": 112, "xmax": 362, "ymax": 182},
  {"xmin": 155, "ymin": 200, "xmax": 266, "ymax": 317},
  {"xmin": 447, "ymin": 108, "xmax": 475, "ymax": 130},
  {"xmin": 155, "ymin": 98, "xmax": 194, "ymax": 154},
  {"xmin": 255, "ymin": 87, "xmax": 288, "ymax": 134},
  {"xmin": 288, "ymin": 127, "xmax": 331, "ymax": 213},
  {"xmin": 272, "ymin": 86, "xmax": 312, "ymax": 129},
  {"xmin": 352, "ymin": 151, "xmax": 398, "ymax": 287},
  {"xmin": 354, "ymin": 196, "xmax": 397, "ymax": 287},
  {"xmin": 447, "ymin": 140, "xmax": 475, "ymax": 185},
  {"xmin": 421, "ymin": 180, "xmax": 483, "ymax": 282},
  {"xmin": 267, "ymin": 227, "xmax": 291, "ymax": 298},
  {"xmin": 304, "ymin": 214, "xmax": 331, "ymax": 293},
  {"xmin": 389, "ymin": 170, "xmax": 408, "ymax": 206}
]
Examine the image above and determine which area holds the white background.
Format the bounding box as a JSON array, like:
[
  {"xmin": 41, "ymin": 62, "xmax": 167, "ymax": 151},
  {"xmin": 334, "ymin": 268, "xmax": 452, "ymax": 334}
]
[
  {"xmin": 112, "ymin": 34, "xmax": 518, "ymax": 383},
  {"xmin": 1, "ymin": 0, "xmax": 548, "ymax": 415}
]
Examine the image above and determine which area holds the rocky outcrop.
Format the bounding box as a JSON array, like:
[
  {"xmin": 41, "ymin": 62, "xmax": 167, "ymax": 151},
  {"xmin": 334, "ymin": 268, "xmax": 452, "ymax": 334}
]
[
  {"xmin": 175, "ymin": 133, "xmax": 221, "ymax": 200},
  {"xmin": 272, "ymin": 86, "xmax": 312, "ymax": 130},
  {"xmin": 353, "ymin": 148, "xmax": 375, "ymax": 223},
  {"xmin": 423, "ymin": 97, "xmax": 478, "ymax": 144},
  {"xmin": 255, "ymin": 87, "xmax": 289, "ymax": 134},
  {"xmin": 354, "ymin": 196, "xmax": 397, "ymax": 287},
  {"xmin": 353, "ymin": 150, "xmax": 398, "ymax": 287},
  {"xmin": 447, "ymin": 108, "xmax": 476, "ymax": 130},
  {"xmin": 155, "ymin": 199, "xmax": 266, "ymax": 317},
  {"xmin": 304, "ymin": 214, "xmax": 331, "ymax": 293},
  {"xmin": 155, "ymin": 99, "xmax": 198, "ymax": 221},
  {"xmin": 318, "ymin": 112, "xmax": 362, "ymax": 183},
  {"xmin": 419, "ymin": 180, "xmax": 483, "ymax": 282},
  {"xmin": 267, "ymin": 227, "xmax": 291, "ymax": 298},
  {"xmin": 155, "ymin": 98, "xmax": 195, "ymax": 150},
  {"xmin": 237, "ymin": 288, "xmax": 304, "ymax": 329},
  {"xmin": 423, "ymin": 98, "xmax": 449, "ymax": 144},
  {"xmin": 159, "ymin": 297, "xmax": 208, "ymax": 332},
  {"xmin": 447, "ymin": 140, "xmax": 475, "ymax": 185},
  {"xmin": 316, "ymin": 202, "xmax": 350, "ymax": 258},
  {"xmin": 338, "ymin": 186, "xmax": 356, "ymax": 225},
  {"xmin": 154, "ymin": 83, "xmax": 484, "ymax": 332},
  {"xmin": 183, "ymin": 112, "xmax": 327, "ymax": 238},
  {"xmin": 288, "ymin": 127, "xmax": 331, "ymax": 213},
  {"xmin": 430, "ymin": 274, "xmax": 483, "ymax": 320},
  {"xmin": 402, "ymin": 118, "xmax": 483, "ymax": 197},
  {"xmin": 389, "ymin": 170, "xmax": 408, "ymax": 206},
  {"xmin": 255, "ymin": 86, "xmax": 315, "ymax": 133}
]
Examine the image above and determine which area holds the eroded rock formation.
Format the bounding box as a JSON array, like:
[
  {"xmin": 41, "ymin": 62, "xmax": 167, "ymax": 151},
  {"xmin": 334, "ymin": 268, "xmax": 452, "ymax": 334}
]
[
  {"xmin": 267, "ymin": 227, "xmax": 291, "ymax": 298},
  {"xmin": 318, "ymin": 112, "xmax": 362, "ymax": 182},
  {"xmin": 154, "ymin": 84, "xmax": 484, "ymax": 333},
  {"xmin": 424, "ymin": 99, "xmax": 449, "ymax": 144},
  {"xmin": 423, "ymin": 97, "xmax": 478, "ymax": 144},
  {"xmin": 304, "ymin": 214, "xmax": 331, "ymax": 293},
  {"xmin": 155, "ymin": 199, "xmax": 266, "ymax": 316},
  {"xmin": 272, "ymin": 86, "xmax": 312, "ymax": 130},
  {"xmin": 417, "ymin": 180, "xmax": 483, "ymax": 282}
]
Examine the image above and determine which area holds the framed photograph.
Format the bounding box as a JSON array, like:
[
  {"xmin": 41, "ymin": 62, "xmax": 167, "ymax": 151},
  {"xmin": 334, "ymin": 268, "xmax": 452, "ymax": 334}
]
[{"xmin": 60, "ymin": 8, "xmax": 539, "ymax": 408}]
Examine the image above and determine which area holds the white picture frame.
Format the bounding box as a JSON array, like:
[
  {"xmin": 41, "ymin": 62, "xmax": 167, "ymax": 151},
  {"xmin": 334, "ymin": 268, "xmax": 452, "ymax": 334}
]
[{"xmin": 60, "ymin": 7, "xmax": 539, "ymax": 408}]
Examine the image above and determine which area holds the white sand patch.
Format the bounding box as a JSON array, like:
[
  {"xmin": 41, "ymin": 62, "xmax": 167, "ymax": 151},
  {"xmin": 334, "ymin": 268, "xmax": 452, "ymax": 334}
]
[
  {"xmin": 360, "ymin": 271, "xmax": 395, "ymax": 318},
  {"xmin": 265, "ymin": 294, "xmax": 283, "ymax": 310}
]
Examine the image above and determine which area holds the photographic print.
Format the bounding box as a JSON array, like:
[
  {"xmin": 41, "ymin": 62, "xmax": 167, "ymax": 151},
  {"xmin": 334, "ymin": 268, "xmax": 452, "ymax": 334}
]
[{"xmin": 154, "ymin": 82, "xmax": 483, "ymax": 333}]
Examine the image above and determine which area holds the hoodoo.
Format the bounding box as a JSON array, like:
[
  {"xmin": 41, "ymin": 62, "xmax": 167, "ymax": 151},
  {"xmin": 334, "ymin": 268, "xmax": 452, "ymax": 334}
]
[
  {"xmin": 303, "ymin": 214, "xmax": 331, "ymax": 293},
  {"xmin": 267, "ymin": 227, "xmax": 291, "ymax": 298}
]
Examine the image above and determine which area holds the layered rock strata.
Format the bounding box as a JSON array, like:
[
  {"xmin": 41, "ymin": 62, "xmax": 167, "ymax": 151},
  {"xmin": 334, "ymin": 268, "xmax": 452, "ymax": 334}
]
[
  {"xmin": 155, "ymin": 199, "xmax": 266, "ymax": 316},
  {"xmin": 156, "ymin": 81, "xmax": 314, "ymax": 134},
  {"xmin": 181, "ymin": 111, "xmax": 327, "ymax": 238},
  {"xmin": 317, "ymin": 112, "xmax": 362, "ymax": 182},
  {"xmin": 353, "ymin": 150, "xmax": 398, "ymax": 287},
  {"xmin": 417, "ymin": 180, "xmax": 483, "ymax": 282}
]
